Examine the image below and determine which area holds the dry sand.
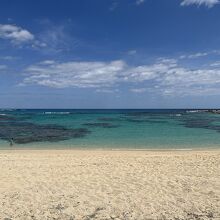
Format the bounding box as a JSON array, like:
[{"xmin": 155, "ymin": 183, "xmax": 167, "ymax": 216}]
[{"xmin": 0, "ymin": 149, "xmax": 220, "ymax": 220}]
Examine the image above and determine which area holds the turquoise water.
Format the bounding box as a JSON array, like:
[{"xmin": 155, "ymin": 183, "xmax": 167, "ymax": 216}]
[{"xmin": 0, "ymin": 109, "xmax": 220, "ymax": 149}]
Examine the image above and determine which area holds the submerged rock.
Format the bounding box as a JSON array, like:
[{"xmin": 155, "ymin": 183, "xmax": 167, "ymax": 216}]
[
  {"xmin": 0, "ymin": 121, "xmax": 90, "ymax": 144},
  {"xmin": 0, "ymin": 115, "xmax": 16, "ymax": 121},
  {"xmin": 83, "ymin": 122, "xmax": 120, "ymax": 128},
  {"xmin": 178, "ymin": 115, "xmax": 220, "ymax": 133},
  {"xmin": 120, "ymin": 115, "xmax": 168, "ymax": 124},
  {"xmin": 97, "ymin": 117, "xmax": 119, "ymax": 122}
]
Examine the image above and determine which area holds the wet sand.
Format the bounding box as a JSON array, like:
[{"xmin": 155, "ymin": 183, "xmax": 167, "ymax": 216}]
[{"xmin": 0, "ymin": 149, "xmax": 220, "ymax": 220}]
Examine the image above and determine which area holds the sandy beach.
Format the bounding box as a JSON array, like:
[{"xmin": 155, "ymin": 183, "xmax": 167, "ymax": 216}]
[{"xmin": 0, "ymin": 149, "xmax": 219, "ymax": 220}]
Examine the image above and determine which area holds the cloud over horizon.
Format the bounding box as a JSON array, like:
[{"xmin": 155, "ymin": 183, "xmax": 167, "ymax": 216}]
[
  {"xmin": 20, "ymin": 57, "xmax": 220, "ymax": 97},
  {"xmin": 181, "ymin": 0, "xmax": 219, "ymax": 7}
]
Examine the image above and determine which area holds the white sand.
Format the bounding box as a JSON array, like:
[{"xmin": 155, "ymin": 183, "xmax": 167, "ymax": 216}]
[{"xmin": 0, "ymin": 150, "xmax": 219, "ymax": 220}]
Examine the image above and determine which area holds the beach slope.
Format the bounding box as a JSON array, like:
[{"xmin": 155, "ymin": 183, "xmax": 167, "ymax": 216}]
[{"xmin": 0, "ymin": 150, "xmax": 219, "ymax": 219}]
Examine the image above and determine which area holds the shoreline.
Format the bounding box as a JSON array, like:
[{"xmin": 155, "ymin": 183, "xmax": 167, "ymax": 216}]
[{"xmin": 0, "ymin": 145, "xmax": 220, "ymax": 152}]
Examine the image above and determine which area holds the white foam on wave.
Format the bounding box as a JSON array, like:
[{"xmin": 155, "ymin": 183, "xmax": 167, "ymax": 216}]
[
  {"xmin": 175, "ymin": 114, "xmax": 182, "ymax": 117},
  {"xmin": 186, "ymin": 110, "xmax": 199, "ymax": 113},
  {"xmin": 43, "ymin": 112, "xmax": 71, "ymax": 115},
  {"xmin": 170, "ymin": 114, "xmax": 182, "ymax": 117}
]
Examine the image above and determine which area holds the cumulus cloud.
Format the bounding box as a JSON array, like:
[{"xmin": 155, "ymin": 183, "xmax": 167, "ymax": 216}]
[
  {"xmin": 20, "ymin": 57, "xmax": 220, "ymax": 97},
  {"xmin": 0, "ymin": 24, "xmax": 34, "ymax": 44},
  {"xmin": 0, "ymin": 23, "xmax": 72, "ymax": 52},
  {"xmin": 181, "ymin": 0, "xmax": 219, "ymax": 7},
  {"xmin": 123, "ymin": 59, "xmax": 177, "ymax": 82},
  {"xmin": 21, "ymin": 59, "xmax": 177, "ymax": 89},
  {"xmin": 22, "ymin": 60, "xmax": 126, "ymax": 88}
]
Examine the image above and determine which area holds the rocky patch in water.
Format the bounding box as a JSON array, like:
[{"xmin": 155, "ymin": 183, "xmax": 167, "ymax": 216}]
[
  {"xmin": 83, "ymin": 122, "xmax": 120, "ymax": 128},
  {"xmin": 97, "ymin": 117, "xmax": 119, "ymax": 122},
  {"xmin": 120, "ymin": 114, "xmax": 168, "ymax": 124},
  {"xmin": 0, "ymin": 115, "xmax": 16, "ymax": 121},
  {"xmin": 178, "ymin": 115, "xmax": 220, "ymax": 133},
  {"xmin": 126, "ymin": 118, "xmax": 168, "ymax": 124},
  {"xmin": 0, "ymin": 120, "xmax": 90, "ymax": 144}
]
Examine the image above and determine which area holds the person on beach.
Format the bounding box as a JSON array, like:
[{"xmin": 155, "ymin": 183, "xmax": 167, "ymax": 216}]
[{"xmin": 10, "ymin": 138, "xmax": 14, "ymax": 147}]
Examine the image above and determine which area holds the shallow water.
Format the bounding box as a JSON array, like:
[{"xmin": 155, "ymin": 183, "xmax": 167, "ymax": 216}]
[{"xmin": 0, "ymin": 109, "xmax": 220, "ymax": 149}]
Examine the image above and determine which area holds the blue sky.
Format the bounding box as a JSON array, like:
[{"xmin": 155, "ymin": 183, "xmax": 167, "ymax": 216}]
[{"xmin": 1, "ymin": 0, "xmax": 220, "ymax": 108}]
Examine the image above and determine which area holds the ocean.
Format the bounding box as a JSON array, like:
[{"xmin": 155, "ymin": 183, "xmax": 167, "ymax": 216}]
[{"xmin": 0, "ymin": 109, "xmax": 220, "ymax": 149}]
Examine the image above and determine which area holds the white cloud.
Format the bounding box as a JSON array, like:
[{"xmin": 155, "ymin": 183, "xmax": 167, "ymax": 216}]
[
  {"xmin": 23, "ymin": 60, "xmax": 126, "ymax": 88},
  {"xmin": 127, "ymin": 50, "xmax": 137, "ymax": 55},
  {"xmin": 135, "ymin": 0, "xmax": 219, "ymax": 7},
  {"xmin": 181, "ymin": 0, "xmax": 219, "ymax": 7},
  {"xmin": 109, "ymin": 2, "xmax": 119, "ymax": 11},
  {"xmin": 96, "ymin": 88, "xmax": 119, "ymax": 93},
  {"xmin": 136, "ymin": 0, "xmax": 145, "ymax": 5},
  {"xmin": 155, "ymin": 62, "xmax": 220, "ymax": 96},
  {"xmin": 123, "ymin": 59, "xmax": 178, "ymax": 82},
  {"xmin": 39, "ymin": 60, "xmax": 56, "ymax": 65},
  {"xmin": 0, "ymin": 23, "xmax": 67, "ymax": 51},
  {"xmin": 130, "ymin": 88, "xmax": 146, "ymax": 93},
  {"xmin": 0, "ymin": 56, "xmax": 18, "ymax": 61},
  {"xmin": 210, "ymin": 61, "xmax": 220, "ymax": 67},
  {"xmin": 35, "ymin": 24, "xmax": 78, "ymax": 53},
  {"xmin": 20, "ymin": 57, "xmax": 220, "ymax": 97},
  {"xmin": 0, "ymin": 65, "xmax": 7, "ymax": 70},
  {"xmin": 179, "ymin": 50, "xmax": 220, "ymax": 59},
  {"xmin": 187, "ymin": 52, "xmax": 209, "ymax": 59},
  {"xmin": 0, "ymin": 24, "xmax": 34, "ymax": 44},
  {"xmin": 180, "ymin": 52, "xmax": 208, "ymax": 59}
]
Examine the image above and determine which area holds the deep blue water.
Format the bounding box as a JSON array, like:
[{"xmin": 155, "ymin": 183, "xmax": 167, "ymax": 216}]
[{"xmin": 0, "ymin": 109, "xmax": 220, "ymax": 149}]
